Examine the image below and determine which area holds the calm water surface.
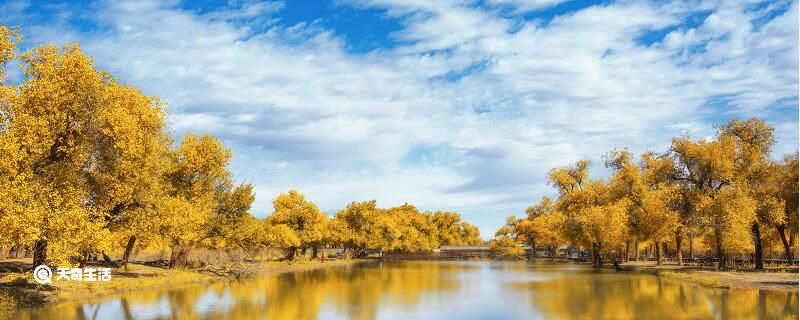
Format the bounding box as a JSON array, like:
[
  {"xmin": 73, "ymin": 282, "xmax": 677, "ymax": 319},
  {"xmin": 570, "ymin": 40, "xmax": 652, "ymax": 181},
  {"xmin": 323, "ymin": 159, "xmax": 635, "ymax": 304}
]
[{"xmin": 6, "ymin": 261, "xmax": 799, "ymax": 319}]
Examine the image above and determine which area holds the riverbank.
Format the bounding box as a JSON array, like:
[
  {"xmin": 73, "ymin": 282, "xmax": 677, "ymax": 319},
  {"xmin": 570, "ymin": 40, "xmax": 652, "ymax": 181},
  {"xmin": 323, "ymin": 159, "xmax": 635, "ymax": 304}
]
[
  {"xmin": 600, "ymin": 260, "xmax": 799, "ymax": 292},
  {"xmin": 0, "ymin": 258, "xmax": 364, "ymax": 310}
]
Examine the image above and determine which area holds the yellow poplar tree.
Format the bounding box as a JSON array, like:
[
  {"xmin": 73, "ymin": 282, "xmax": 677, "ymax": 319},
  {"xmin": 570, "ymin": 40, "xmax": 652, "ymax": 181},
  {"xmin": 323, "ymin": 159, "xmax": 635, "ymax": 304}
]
[
  {"xmin": 516, "ymin": 196, "xmax": 565, "ymax": 258},
  {"xmin": 517, "ymin": 198, "xmax": 566, "ymax": 259},
  {"xmin": 334, "ymin": 200, "xmax": 380, "ymax": 257},
  {"xmin": 267, "ymin": 190, "xmax": 326, "ymax": 259},
  {"xmin": 577, "ymin": 199, "xmax": 629, "ymax": 267},
  {"xmin": 605, "ymin": 149, "xmax": 679, "ymax": 265},
  {"xmin": 0, "ymin": 37, "xmax": 115, "ymax": 266},
  {"xmin": 717, "ymin": 119, "xmax": 782, "ymax": 270},
  {"xmin": 164, "ymin": 133, "xmax": 233, "ymax": 268},
  {"xmin": 776, "ymin": 153, "xmax": 799, "ymax": 262},
  {"xmin": 432, "ymin": 211, "xmax": 482, "ymax": 246},
  {"xmin": 671, "ymin": 132, "xmax": 756, "ymax": 270}
]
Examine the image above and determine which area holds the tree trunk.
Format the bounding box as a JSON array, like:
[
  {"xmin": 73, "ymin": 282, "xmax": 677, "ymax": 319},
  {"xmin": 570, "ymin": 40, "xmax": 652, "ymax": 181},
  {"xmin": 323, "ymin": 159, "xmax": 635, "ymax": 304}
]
[
  {"xmin": 121, "ymin": 236, "xmax": 137, "ymax": 269},
  {"xmin": 624, "ymin": 240, "xmax": 630, "ymax": 262},
  {"xmin": 300, "ymin": 247, "xmax": 307, "ymax": 256},
  {"xmin": 169, "ymin": 245, "xmax": 192, "ymax": 269},
  {"xmin": 0, "ymin": 246, "xmax": 9, "ymax": 261},
  {"xmin": 716, "ymin": 229, "xmax": 728, "ymax": 271},
  {"xmin": 33, "ymin": 240, "xmax": 48, "ymax": 266},
  {"xmin": 676, "ymin": 231, "xmax": 684, "ymax": 266},
  {"xmin": 752, "ymin": 222, "xmax": 764, "ymax": 271},
  {"xmin": 633, "ymin": 240, "xmax": 639, "ymax": 261},
  {"xmin": 596, "ymin": 247, "xmax": 603, "ymax": 267},
  {"xmin": 592, "ymin": 243, "xmax": 603, "ymax": 267},
  {"xmin": 689, "ymin": 236, "xmax": 694, "ymax": 260},
  {"xmin": 311, "ymin": 247, "xmax": 319, "ymax": 259},
  {"xmin": 531, "ymin": 240, "xmax": 537, "ymax": 259},
  {"xmin": 102, "ymin": 252, "xmax": 112, "ymax": 264},
  {"xmin": 285, "ymin": 246, "xmax": 297, "ymax": 260},
  {"xmin": 656, "ymin": 241, "xmax": 662, "ymax": 265},
  {"xmin": 612, "ymin": 253, "xmax": 622, "ymax": 271},
  {"xmin": 777, "ymin": 225, "xmax": 793, "ymax": 263}
]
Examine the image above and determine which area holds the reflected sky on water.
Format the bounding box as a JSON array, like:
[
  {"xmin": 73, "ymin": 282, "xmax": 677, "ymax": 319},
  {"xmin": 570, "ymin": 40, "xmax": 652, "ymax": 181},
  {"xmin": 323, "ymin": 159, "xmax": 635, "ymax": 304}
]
[{"xmin": 5, "ymin": 261, "xmax": 798, "ymax": 320}]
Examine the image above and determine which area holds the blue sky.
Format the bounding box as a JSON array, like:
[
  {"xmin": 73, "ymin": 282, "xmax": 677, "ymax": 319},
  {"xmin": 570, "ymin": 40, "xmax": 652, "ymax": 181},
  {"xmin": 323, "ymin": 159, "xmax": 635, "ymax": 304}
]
[{"xmin": 2, "ymin": 0, "xmax": 797, "ymax": 238}]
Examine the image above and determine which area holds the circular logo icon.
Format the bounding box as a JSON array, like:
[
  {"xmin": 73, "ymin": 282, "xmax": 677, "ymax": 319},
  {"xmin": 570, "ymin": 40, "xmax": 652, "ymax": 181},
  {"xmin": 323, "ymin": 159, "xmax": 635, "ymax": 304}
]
[{"xmin": 33, "ymin": 265, "xmax": 52, "ymax": 284}]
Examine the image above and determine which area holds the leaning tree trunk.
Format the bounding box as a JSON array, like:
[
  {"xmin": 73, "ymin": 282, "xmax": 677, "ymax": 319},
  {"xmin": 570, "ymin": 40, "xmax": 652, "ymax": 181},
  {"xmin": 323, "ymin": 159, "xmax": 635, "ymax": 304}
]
[
  {"xmin": 102, "ymin": 252, "xmax": 113, "ymax": 264},
  {"xmin": 33, "ymin": 240, "xmax": 48, "ymax": 267},
  {"xmin": 752, "ymin": 222, "xmax": 764, "ymax": 271},
  {"xmin": 121, "ymin": 236, "xmax": 137, "ymax": 269},
  {"xmin": 676, "ymin": 231, "xmax": 683, "ymax": 266},
  {"xmin": 777, "ymin": 225, "xmax": 793, "ymax": 263}
]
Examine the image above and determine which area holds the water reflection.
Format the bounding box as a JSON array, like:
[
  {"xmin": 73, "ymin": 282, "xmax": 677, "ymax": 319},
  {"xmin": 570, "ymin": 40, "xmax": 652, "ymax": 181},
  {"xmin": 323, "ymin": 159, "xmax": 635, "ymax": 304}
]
[
  {"xmin": 4, "ymin": 261, "xmax": 798, "ymax": 320},
  {"xmin": 507, "ymin": 263, "xmax": 799, "ymax": 319}
]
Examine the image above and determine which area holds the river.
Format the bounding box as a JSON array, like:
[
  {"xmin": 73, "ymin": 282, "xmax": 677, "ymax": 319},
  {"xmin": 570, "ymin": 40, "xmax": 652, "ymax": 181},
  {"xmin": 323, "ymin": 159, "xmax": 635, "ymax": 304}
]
[{"xmin": 6, "ymin": 261, "xmax": 798, "ymax": 319}]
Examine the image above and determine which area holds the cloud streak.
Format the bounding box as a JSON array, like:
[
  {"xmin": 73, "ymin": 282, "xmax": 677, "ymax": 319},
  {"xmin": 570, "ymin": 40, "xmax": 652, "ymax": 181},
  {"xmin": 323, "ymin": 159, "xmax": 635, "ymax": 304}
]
[{"xmin": 6, "ymin": 0, "xmax": 797, "ymax": 237}]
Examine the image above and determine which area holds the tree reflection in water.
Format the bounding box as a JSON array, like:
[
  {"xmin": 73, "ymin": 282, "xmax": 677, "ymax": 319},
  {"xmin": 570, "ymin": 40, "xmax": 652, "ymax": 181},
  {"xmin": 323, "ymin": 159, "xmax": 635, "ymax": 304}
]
[{"xmin": 5, "ymin": 261, "xmax": 798, "ymax": 320}]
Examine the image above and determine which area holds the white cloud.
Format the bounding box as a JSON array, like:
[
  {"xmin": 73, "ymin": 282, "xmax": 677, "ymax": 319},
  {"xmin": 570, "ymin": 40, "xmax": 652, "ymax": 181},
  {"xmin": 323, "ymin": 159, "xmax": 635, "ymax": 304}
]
[
  {"xmin": 8, "ymin": 0, "xmax": 798, "ymax": 237},
  {"xmin": 485, "ymin": 0, "xmax": 568, "ymax": 12}
]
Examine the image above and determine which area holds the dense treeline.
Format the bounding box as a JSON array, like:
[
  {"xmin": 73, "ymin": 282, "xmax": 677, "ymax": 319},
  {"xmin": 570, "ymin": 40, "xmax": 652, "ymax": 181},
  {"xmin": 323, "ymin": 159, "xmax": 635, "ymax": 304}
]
[
  {"xmin": 0, "ymin": 27, "xmax": 481, "ymax": 268},
  {"xmin": 493, "ymin": 118, "xmax": 799, "ymax": 270}
]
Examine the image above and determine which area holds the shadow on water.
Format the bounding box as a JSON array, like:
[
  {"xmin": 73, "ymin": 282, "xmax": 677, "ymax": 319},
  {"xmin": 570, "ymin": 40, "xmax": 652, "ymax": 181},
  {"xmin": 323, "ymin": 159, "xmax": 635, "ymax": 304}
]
[{"xmin": 4, "ymin": 261, "xmax": 798, "ymax": 320}]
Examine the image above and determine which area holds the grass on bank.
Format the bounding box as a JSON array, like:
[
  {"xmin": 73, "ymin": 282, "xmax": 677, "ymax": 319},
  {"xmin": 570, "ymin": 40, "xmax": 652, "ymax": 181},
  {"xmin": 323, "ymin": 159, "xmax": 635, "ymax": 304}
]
[{"xmin": 658, "ymin": 270, "xmax": 722, "ymax": 287}]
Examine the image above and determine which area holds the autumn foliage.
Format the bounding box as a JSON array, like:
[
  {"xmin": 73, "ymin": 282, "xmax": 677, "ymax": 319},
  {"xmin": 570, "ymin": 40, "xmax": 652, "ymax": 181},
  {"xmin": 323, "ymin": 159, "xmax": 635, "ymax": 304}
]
[
  {"xmin": 493, "ymin": 119, "xmax": 798, "ymax": 270},
  {"xmin": 0, "ymin": 27, "xmax": 481, "ymax": 268}
]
